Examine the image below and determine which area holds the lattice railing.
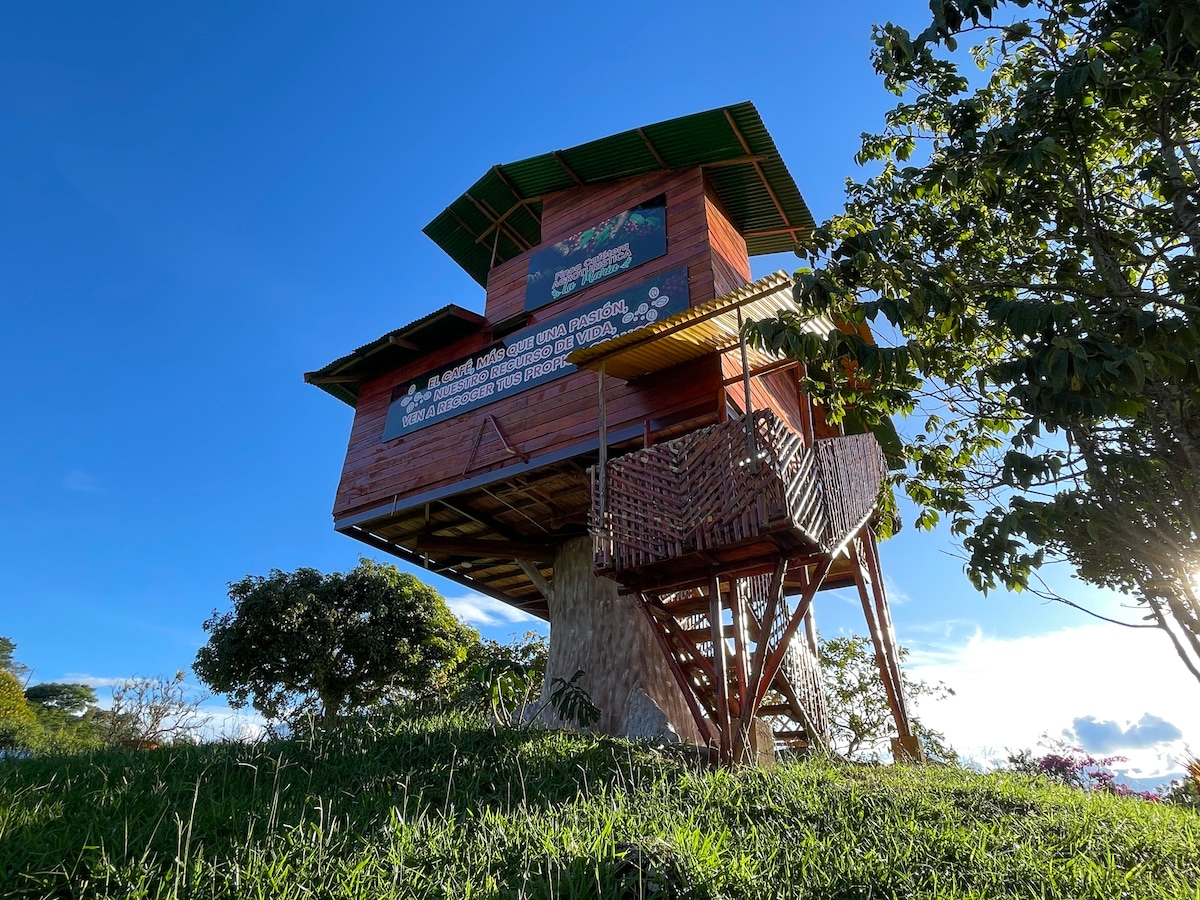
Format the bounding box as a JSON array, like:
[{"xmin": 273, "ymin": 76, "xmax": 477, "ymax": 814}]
[
  {"xmin": 594, "ymin": 409, "xmax": 887, "ymax": 573},
  {"xmin": 813, "ymin": 431, "xmax": 888, "ymax": 551}
]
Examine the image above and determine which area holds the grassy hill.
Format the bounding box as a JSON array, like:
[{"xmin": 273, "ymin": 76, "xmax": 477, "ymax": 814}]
[{"xmin": 1, "ymin": 710, "xmax": 1197, "ymax": 899}]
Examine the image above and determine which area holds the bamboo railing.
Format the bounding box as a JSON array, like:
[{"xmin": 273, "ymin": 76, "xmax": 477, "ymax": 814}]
[{"xmin": 593, "ymin": 409, "xmax": 887, "ymax": 573}]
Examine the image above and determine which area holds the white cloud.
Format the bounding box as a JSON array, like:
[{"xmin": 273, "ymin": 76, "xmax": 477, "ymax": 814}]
[
  {"xmin": 882, "ymin": 574, "xmax": 911, "ymax": 606},
  {"xmin": 446, "ymin": 592, "xmax": 540, "ymax": 628},
  {"xmin": 202, "ymin": 705, "xmax": 269, "ymax": 742},
  {"xmin": 62, "ymin": 469, "xmax": 103, "ymax": 493},
  {"xmin": 904, "ymin": 623, "xmax": 1200, "ymax": 778},
  {"xmin": 61, "ymin": 673, "xmax": 128, "ymax": 689}
]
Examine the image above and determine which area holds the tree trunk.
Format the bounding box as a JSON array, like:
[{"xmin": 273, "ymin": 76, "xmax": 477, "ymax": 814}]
[{"xmin": 536, "ymin": 536, "xmax": 703, "ymax": 743}]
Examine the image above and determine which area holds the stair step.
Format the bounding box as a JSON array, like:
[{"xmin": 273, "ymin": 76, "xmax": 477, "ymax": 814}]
[
  {"xmin": 661, "ymin": 595, "xmax": 711, "ymax": 615},
  {"xmin": 680, "ymin": 627, "xmax": 715, "ymax": 645},
  {"xmin": 772, "ymin": 729, "xmax": 811, "ymax": 742},
  {"xmin": 757, "ymin": 703, "xmax": 795, "ymax": 717}
]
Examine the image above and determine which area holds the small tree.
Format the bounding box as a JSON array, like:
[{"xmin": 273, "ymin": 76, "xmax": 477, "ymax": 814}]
[
  {"xmin": 0, "ymin": 669, "xmax": 39, "ymax": 754},
  {"xmin": 820, "ymin": 635, "xmax": 956, "ymax": 762},
  {"xmin": 104, "ymin": 671, "xmax": 212, "ymax": 746},
  {"xmin": 194, "ymin": 559, "xmax": 478, "ymax": 725},
  {"xmin": 450, "ymin": 631, "xmax": 549, "ymax": 726}
]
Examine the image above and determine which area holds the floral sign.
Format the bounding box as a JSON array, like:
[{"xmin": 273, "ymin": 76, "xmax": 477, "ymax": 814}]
[
  {"xmin": 383, "ymin": 267, "xmax": 689, "ymax": 440},
  {"xmin": 524, "ymin": 194, "xmax": 667, "ymax": 312}
]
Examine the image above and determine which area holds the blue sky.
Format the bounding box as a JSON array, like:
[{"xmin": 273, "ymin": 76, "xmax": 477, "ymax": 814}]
[{"xmin": 3, "ymin": 1, "xmax": 1196, "ymax": 776}]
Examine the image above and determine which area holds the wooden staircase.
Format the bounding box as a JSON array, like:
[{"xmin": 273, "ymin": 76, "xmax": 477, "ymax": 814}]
[
  {"xmin": 634, "ymin": 561, "xmax": 833, "ymax": 763},
  {"xmin": 593, "ymin": 409, "xmax": 921, "ymax": 766}
]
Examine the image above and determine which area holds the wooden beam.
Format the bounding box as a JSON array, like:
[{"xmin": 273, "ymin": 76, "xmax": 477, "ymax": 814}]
[
  {"xmin": 462, "ymin": 192, "xmax": 533, "ymax": 252},
  {"xmin": 438, "ymin": 499, "xmax": 528, "ymax": 544},
  {"xmin": 413, "ymin": 535, "xmax": 555, "ymax": 561},
  {"xmin": 854, "ymin": 533, "xmax": 919, "ymax": 750},
  {"xmin": 723, "ymin": 110, "xmax": 797, "ymax": 238},
  {"xmin": 709, "ymin": 575, "xmax": 732, "ymax": 763},
  {"xmin": 720, "ymin": 358, "xmax": 800, "ymax": 388},
  {"xmin": 515, "ymin": 558, "xmax": 554, "ymax": 602},
  {"xmin": 637, "ymin": 128, "xmax": 670, "ymax": 170},
  {"xmin": 489, "ymin": 165, "xmax": 525, "ymax": 207},
  {"xmin": 551, "ymin": 151, "xmax": 585, "ymax": 186},
  {"xmin": 305, "ymin": 373, "xmax": 361, "ymax": 385},
  {"xmin": 341, "ymin": 525, "xmax": 549, "ymax": 619},
  {"xmin": 389, "ymin": 335, "xmax": 420, "ymax": 351},
  {"xmin": 702, "ymin": 154, "xmax": 767, "ymax": 169},
  {"xmin": 742, "ymin": 225, "xmax": 808, "ymax": 239},
  {"xmin": 446, "ymin": 206, "xmax": 483, "ymax": 243},
  {"xmin": 753, "ymin": 556, "xmax": 833, "ymax": 711}
]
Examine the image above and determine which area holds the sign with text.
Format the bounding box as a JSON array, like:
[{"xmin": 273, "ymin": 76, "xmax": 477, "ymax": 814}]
[
  {"xmin": 383, "ymin": 267, "xmax": 689, "ymax": 440},
  {"xmin": 524, "ymin": 194, "xmax": 667, "ymax": 312}
]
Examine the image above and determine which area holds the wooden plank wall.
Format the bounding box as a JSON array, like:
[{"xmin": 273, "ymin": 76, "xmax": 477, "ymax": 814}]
[
  {"xmin": 335, "ymin": 354, "xmax": 721, "ymax": 517},
  {"xmin": 704, "ymin": 184, "xmax": 752, "ymax": 297},
  {"xmin": 721, "ymin": 356, "xmax": 809, "ymax": 439},
  {"xmin": 332, "ymin": 166, "xmax": 756, "ymax": 521}
]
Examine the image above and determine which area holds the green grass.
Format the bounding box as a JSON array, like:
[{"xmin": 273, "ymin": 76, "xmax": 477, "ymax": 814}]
[{"xmin": 1, "ymin": 710, "xmax": 1197, "ymax": 899}]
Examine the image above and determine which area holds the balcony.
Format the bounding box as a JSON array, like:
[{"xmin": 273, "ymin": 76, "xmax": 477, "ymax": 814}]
[{"xmin": 592, "ymin": 409, "xmax": 887, "ymax": 587}]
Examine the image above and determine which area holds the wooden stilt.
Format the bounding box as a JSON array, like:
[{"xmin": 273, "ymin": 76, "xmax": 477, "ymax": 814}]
[
  {"xmin": 802, "ymin": 600, "xmax": 819, "ymax": 659},
  {"xmin": 754, "ymin": 556, "xmax": 833, "ymax": 711},
  {"xmin": 729, "ymin": 578, "xmax": 752, "ymax": 760},
  {"xmin": 851, "ymin": 533, "xmax": 922, "ymax": 761},
  {"xmin": 709, "ymin": 575, "xmax": 732, "ymax": 763}
]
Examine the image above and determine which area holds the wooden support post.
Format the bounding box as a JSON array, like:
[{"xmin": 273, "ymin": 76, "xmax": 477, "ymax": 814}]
[
  {"xmin": 737, "ymin": 305, "xmax": 758, "ymax": 474},
  {"xmin": 754, "ymin": 556, "xmax": 833, "ymax": 712},
  {"xmin": 729, "ymin": 577, "xmax": 753, "ymax": 761},
  {"xmin": 851, "ymin": 534, "xmax": 922, "ymax": 761},
  {"xmin": 860, "ymin": 531, "xmax": 922, "ymax": 761},
  {"xmin": 597, "ymin": 362, "xmax": 608, "ymax": 530},
  {"xmin": 515, "ymin": 558, "xmax": 554, "ymax": 602},
  {"xmin": 708, "ymin": 575, "xmax": 732, "ymax": 764},
  {"xmin": 736, "ymin": 558, "xmax": 787, "ymax": 754},
  {"xmin": 802, "ymin": 601, "xmax": 819, "ymax": 659}
]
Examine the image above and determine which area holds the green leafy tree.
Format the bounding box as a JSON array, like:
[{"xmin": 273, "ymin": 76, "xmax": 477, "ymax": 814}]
[
  {"xmin": 748, "ymin": 0, "xmax": 1200, "ymax": 682},
  {"xmin": 819, "ymin": 635, "xmax": 956, "ymax": 761},
  {"xmin": 24, "ymin": 682, "xmax": 103, "ymax": 754},
  {"xmin": 194, "ymin": 559, "xmax": 478, "ymax": 725},
  {"xmin": 0, "ymin": 636, "xmax": 31, "ymax": 684},
  {"xmin": 0, "ymin": 669, "xmax": 39, "ymax": 754},
  {"xmin": 24, "ymin": 682, "xmax": 97, "ymax": 715}
]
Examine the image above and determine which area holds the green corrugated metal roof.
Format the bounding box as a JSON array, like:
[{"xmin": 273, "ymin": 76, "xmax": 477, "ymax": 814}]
[{"xmin": 424, "ymin": 102, "xmax": 815, "ymax": 287}]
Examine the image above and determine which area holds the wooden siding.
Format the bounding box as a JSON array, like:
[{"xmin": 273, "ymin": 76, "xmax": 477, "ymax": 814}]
[
  {"xmin": 721, "ymin": 356, "xmax": 808, "ymax": 439},
  {"xmin": 333, "ymin": 166, "xmax": 758, "ymax": 521},
  {"xmin": 334, "ymin": 354, "xmax": 721, "ymax": 519},
  {"xmin": 704, "ymin": 183, "xmax": 752, "ymax": 298}
]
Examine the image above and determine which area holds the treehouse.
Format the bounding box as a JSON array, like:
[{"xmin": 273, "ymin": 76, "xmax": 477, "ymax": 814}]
[{"xmin": 307, "ymin": 102, "xmax": 919, "ymax": 764}]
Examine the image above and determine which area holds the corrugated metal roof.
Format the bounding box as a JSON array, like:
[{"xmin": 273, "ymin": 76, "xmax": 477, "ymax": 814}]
[
  {"xmin": 567, "ymin": 272, "xmax": 836, "ymax": 381},
  {"xmin": 304, "ymin": 304, "xmax": 486, "ymax": 407},
  {"xmin": 424, "ymin": 102, "xmax": 815, "ymax": 287}
]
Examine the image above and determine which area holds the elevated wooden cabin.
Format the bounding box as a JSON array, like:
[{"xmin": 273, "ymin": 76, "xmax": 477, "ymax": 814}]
[{"xmin": 308, "ymin": 102, "xmax": 917, "ymax": 763}]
